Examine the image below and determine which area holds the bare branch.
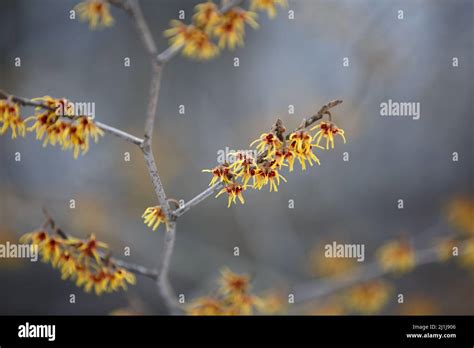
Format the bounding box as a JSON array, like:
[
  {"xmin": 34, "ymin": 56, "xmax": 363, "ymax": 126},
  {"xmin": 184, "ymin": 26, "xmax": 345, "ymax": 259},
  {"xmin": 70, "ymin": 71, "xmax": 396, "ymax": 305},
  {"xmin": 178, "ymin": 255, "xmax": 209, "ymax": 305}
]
[
  {"xmin": 156, "ymin": 221, "xmax": 181, "ymax": 314},
  {"xmin": 173, "ymin": 183, "xmax": 224, "ymax": 219}
]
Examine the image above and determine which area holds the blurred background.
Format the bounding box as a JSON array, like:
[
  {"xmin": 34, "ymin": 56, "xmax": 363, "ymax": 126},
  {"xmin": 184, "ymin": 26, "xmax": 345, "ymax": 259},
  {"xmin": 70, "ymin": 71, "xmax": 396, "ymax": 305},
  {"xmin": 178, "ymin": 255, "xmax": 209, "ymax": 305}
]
[{"xmin": 0, "ymin": 0, "xmax": 472, "ymax": 314}]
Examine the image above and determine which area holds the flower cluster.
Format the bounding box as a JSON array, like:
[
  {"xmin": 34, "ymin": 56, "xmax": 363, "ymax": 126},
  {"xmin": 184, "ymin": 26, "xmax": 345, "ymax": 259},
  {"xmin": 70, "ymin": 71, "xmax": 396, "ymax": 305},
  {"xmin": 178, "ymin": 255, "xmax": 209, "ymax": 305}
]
[
  {"xmin": 0, "ymin": 96, "xmax": 104, "ymax": 159},
  {"xmin": 20, "ymin": 229, "xmax": 136, "ymax": 294},
  {"xmin": 75, "ymin": 0, "xmax": 114, "ymax": 29},
  {"xmin": 203, "ymin": 118, "xmax": 346, "ymax": 207},
  {"xmin": 186, "ymin": 268, "xmax": 284, "ymax": 315},
  {"xmin": 164, "ymin": 0, "xmax": 285, "ymax": 60}
]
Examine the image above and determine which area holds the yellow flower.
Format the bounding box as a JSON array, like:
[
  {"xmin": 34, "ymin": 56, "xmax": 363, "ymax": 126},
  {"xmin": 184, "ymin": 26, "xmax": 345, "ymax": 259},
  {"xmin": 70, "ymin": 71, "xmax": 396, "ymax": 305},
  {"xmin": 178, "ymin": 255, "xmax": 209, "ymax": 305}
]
[
  {"xmin": 377, "ymin": 239, "xmax": 416, "ymax": 274},
  {"xmin": 288, "ymin": 130, "xmax": 321, "ymax": 170},
  {"xmin": 226, "ymin": 293, "xmax": 260, "ymax": 315},
  {"xmin": 77, "ymin": 116, "xmax": 104, "ymax": 142},
  {"xmin": 250, "ymin": 0, "xmax": 287, "ymax": 18},
  {"xmin": 62, "ymin": 124, "xmax": 88, "ymax": 159},
  {"xmin": 41, "ymin": 237, "xmax": 63, "ymax": 267},
  {"xmin": 274, "ymin": 148, "xmax": 296, "ymax": 172},
  {"xmin": 58, "ymin": 250, "xmax": 77, "ymax": 280},
  {"xmin": 165, "ymin": 20, "xmax": 219, "ymax": 60},
  {"xmin": 219, "ymin": 268, "xmax": 251, "ymax": 297},
  {"xmin": 109, "ymin": 267, "xmax": 136, "ymax": 291},
  {"xmin": 231, "ymin": 153, "xmax": 257, "ymax": 186},
  {"xmin": 446, "ymin": 197, "xmax": 474, "ymax": 236},
  {"xmin": 165, "ymin": 20, "xmax": 194, "ymax": 46},
  {"xmin": 345, "ymin": 280, "xmax": 391, "ymax": 314},
  {"xmin": 19, "ymin": 229, "xmax": 48, "ymax": 245},
  {"xmin": 216, "ymin": 183, "xmax": 246, "ymax": 207},
  {"xmin": 311, "ymin": 121, "xmax": 346, "ymax": 150},
  {"xmin": 250, "ymin": 132, "xmax": 282, "ymax": 155},
  {"xmin": 25, "ymin": 97, "xmax": 102, "ymax": 158},
  {"xmin": 202, "ymin": 164, "xmax": 234, "ymax": 186},
  {"xmin": 0, "ymin": 100, "xmax": 25, "ymax": 139},
  {"xmin": 84, "ymin": 269, "xmax": 109, "ymax": 295},
  {"xmin": 142, "ymin": 206, "xmax": 168, "ymax": 231},
  {"xmin": 41, "ymin": 121, "xmax": 69, "ymax": 148},
  {"xmin": 213, "ymin": 8, "xmax": 259, "ymax": 50},
  {"xmin": 75, "ymin": 0, "xmax": 114, "ymax": 29},
  {"xmin": 77, "ymin": 233, "xmax": 108, "ymax": 264},
  {"xmin": 182, "ymin": 29, "xmax": 220, "ymax": 60},
  {"xmin": 187, "ymin": 297, "xmax": 225, "ymax": 315},
  {"xmin": 254, "ymin": 162, "xmax": 287, "ymax": 192},
  {"xmin": 193, "ymin": 1, "xmax": 221, "ymax": 30}
]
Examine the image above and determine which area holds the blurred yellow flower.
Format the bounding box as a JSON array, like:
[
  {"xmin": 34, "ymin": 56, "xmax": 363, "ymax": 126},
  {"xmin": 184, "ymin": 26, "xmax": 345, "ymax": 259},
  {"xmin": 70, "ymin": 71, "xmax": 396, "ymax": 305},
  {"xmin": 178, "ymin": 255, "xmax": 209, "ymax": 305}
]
[
  {"xmin": 446, "ymin": 197, "xmax": 474, "ymax": 236},
  {"xmin": 182, "ymin": 29, "xmax": 220, "ymax": 60},
  {"xmin": 186, "ymin": 267, "xmax": 279, "ymax": 315},
  {"xmin": 377, "ymin": 239, "xmax": 415, "ymax": 274},
  {"xmin": 345, "ymin": 280, "xmax": 392, "ymax": 314},
  {"xmin": 309, "ymin": 246, "xmax": 357, "ymax": 278},
  {"xmin": 213, "ymin": 8, "xmax": 259, "ymax": 50},
  {"xmin": 254, "ymin": 291, "xmax": 286, "ymax": 314},
  {"xmin": 187, "ymin": 297, "xmax": 225, "ymax": 315},
  {"xmin": 219, "ymin": 267, "xmax": 251, "ymax": 296},
  {"xmin": 250, "ymin": 0, "xmax": 287, "ymax": 18},
  {"xmin": 193, "ymin": 1, "xmax": 221, "ymax": 30},
  {"xmin": 75, "ymin": 0, "xmax": 114, "ymax": 29},
  {"xmin": 165, "ymin": 20, "xmax": 219, "ymax": 60},
  {"xmin": 0, "ymin": 99, "xmax": 25, "ymax": 139}
]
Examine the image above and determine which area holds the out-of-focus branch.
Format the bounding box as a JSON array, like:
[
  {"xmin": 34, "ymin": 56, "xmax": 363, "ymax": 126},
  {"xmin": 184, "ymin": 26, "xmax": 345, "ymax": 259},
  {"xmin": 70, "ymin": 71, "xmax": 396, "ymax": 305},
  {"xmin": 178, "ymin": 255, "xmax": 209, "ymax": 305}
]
[
  {"xmin": 291, "ymin": 239, "xmax": 471, "ymax": 305},
  {"xmin": 172, "ymin": 100, "xmax": 344, "ymax": 219}
]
